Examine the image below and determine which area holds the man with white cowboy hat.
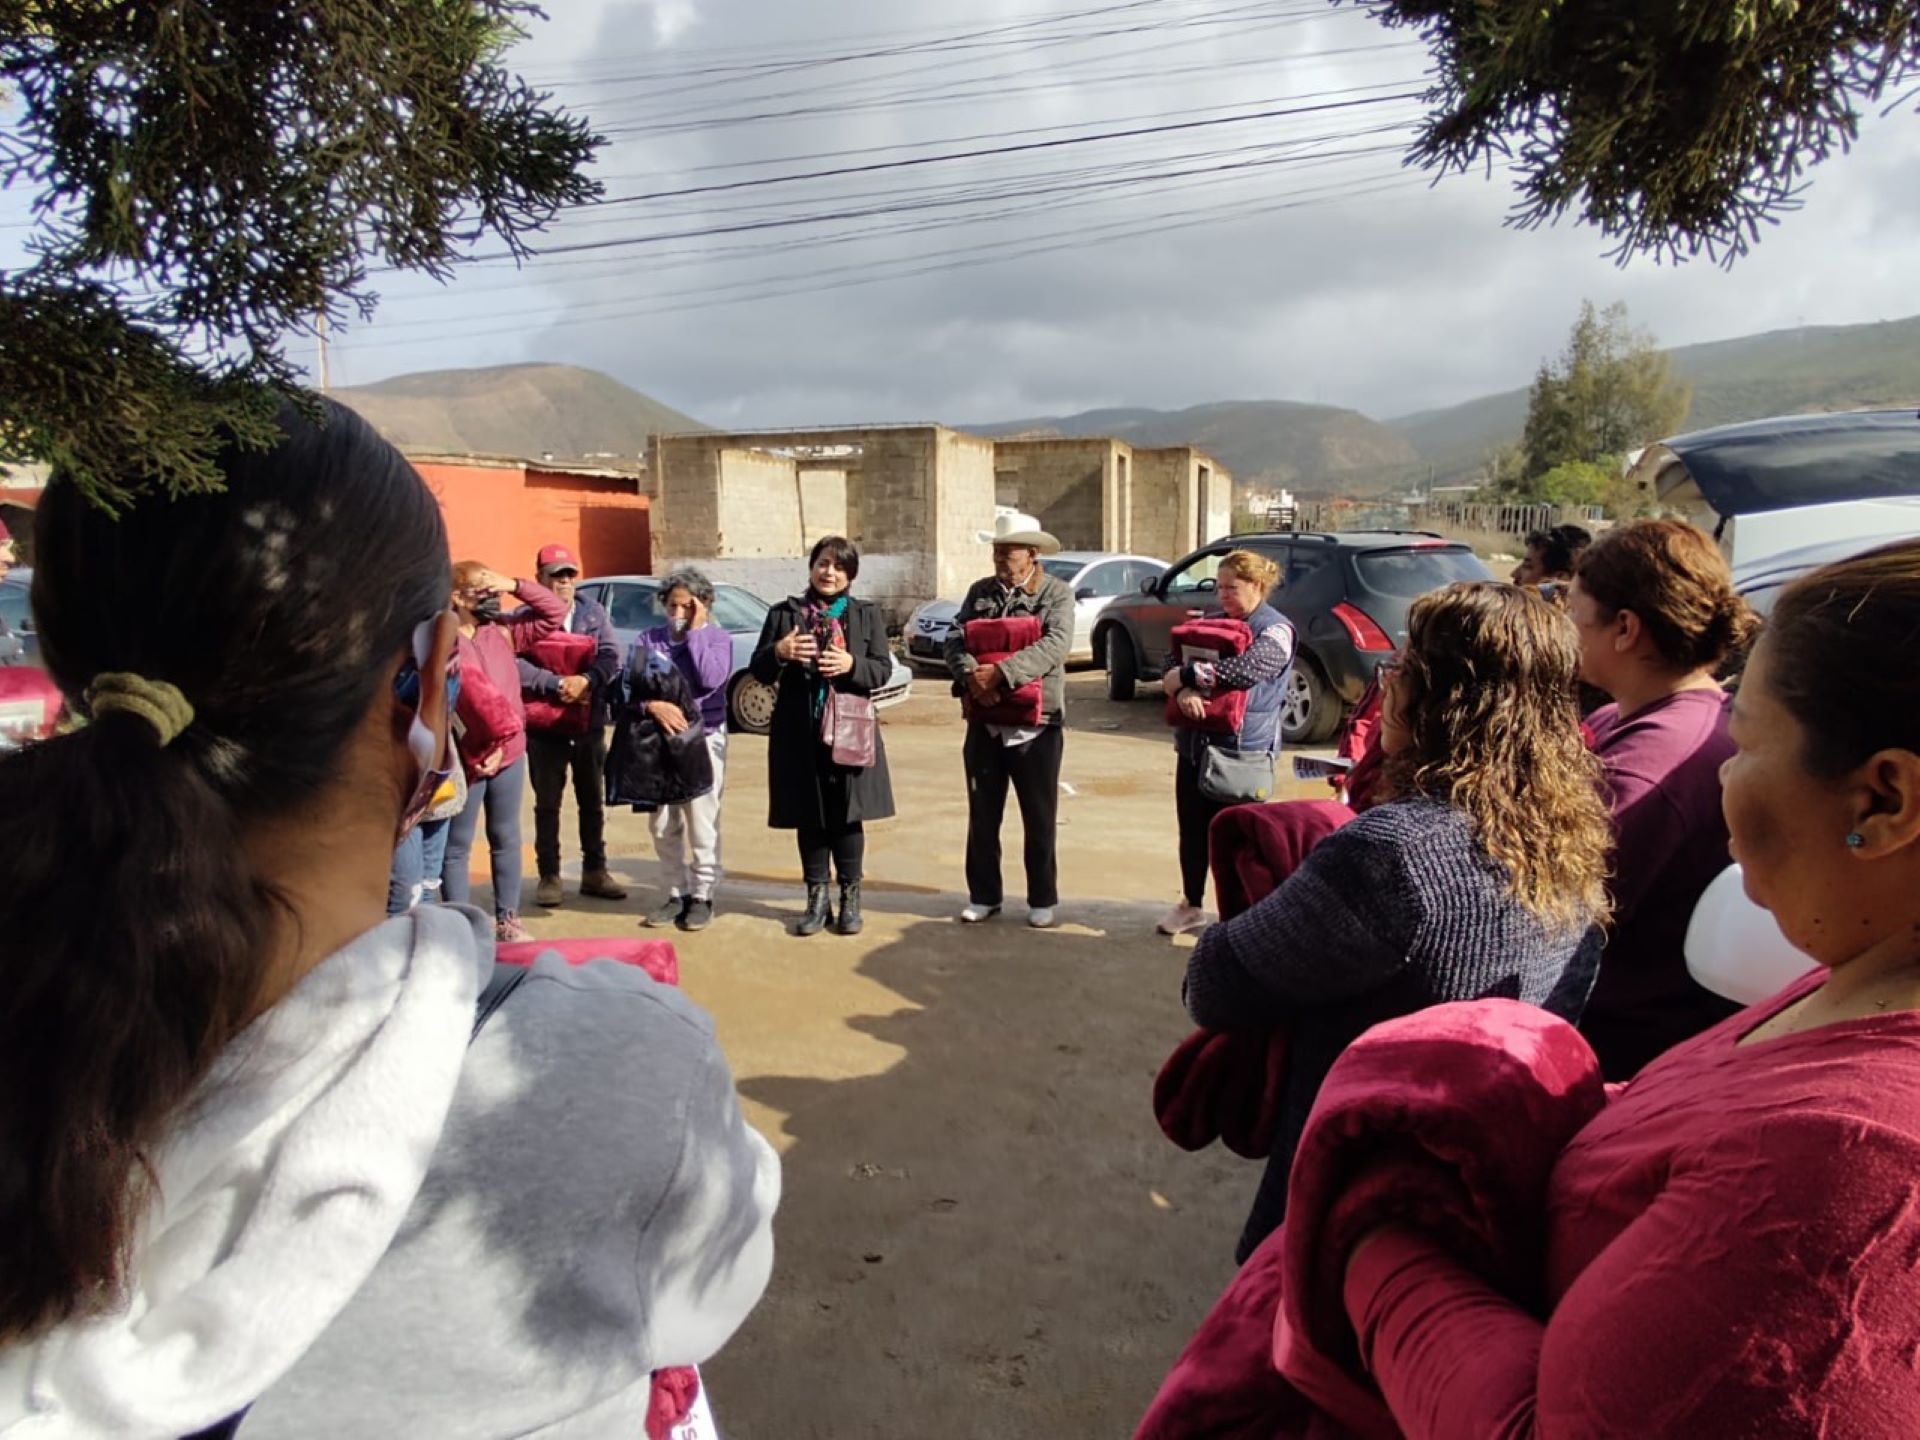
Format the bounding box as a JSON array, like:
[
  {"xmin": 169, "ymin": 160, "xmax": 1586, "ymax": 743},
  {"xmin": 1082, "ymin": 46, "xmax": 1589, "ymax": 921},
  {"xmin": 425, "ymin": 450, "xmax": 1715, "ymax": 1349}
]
[{"xmin": 943, "ymin": 511, "xmax": 1075, "ymax": 928}]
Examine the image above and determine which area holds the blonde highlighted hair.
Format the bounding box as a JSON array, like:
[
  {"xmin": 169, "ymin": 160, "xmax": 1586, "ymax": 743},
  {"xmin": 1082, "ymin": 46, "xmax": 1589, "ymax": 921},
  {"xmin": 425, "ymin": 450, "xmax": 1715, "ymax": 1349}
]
[
  {"xmin": 1218, "ymin": 548, "xmax": 1280, "ymax": 593},
  {"xmin": 1382, "ymin": 582, "xmax": 1612, "ymax": 931}
]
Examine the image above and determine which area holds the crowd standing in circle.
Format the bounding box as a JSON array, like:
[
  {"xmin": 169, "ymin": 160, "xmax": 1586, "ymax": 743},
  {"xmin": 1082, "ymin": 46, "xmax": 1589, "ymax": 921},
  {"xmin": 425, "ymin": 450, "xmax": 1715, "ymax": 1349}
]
[{"xmin": 8, "ymin": 387, "xmax": 1920, "ymax": 1434}]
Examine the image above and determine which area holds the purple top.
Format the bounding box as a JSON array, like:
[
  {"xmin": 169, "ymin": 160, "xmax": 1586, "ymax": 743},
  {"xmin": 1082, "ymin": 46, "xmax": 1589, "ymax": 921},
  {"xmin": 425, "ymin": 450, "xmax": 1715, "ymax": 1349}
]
[
  {"xmin": 639, "ymin": 622, "xmax": 733, "ymax": 732},
  {"xmin": 1581, "ymin": 687, "xmax": 1741, "ymax": 1079}
]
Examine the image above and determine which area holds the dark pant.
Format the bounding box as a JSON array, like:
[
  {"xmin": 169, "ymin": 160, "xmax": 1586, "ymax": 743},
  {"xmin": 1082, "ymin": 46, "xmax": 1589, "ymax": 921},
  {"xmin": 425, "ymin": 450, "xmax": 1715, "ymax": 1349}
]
[
  {"xmin": 527, "ymin": 726, "xmax": 608, "ymax": 876},
  {"xmin": 798, "ymin": 824, "xmax": 866, "ymax": 886},
  {"xmin": 1175, "ymin": 753, "xmax": 1231, "ymax": 908},
  {"xmin": 963, "ymin": 723, "xmax": 1062, "ymax": 909},
  {"xmin": 442, "ymin": 756, "xmax": 527, "ymax": 919}
]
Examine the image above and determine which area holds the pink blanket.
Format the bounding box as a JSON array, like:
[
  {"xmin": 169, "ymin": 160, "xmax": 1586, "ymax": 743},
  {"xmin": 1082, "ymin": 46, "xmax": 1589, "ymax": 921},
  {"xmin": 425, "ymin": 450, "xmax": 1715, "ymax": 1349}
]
[{"xmin": 1137, "ymin": 1000, "xmax": 1607, "ymax": 1439}]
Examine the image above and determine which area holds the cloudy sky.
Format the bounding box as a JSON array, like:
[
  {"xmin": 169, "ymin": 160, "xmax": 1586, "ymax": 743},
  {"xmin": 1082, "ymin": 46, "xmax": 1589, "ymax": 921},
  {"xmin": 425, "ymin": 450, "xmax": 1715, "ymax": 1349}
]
[{"xmin": 99, "ymin": 3, "xmax": 1920, "ymax": 426}]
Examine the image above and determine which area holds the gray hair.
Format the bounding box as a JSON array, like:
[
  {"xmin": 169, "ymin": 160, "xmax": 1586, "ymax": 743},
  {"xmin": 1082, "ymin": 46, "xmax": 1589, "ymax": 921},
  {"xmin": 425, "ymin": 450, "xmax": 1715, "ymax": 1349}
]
[{"xmin": 658, "ymin": 567, "xmax": 715, "ymax": 610}]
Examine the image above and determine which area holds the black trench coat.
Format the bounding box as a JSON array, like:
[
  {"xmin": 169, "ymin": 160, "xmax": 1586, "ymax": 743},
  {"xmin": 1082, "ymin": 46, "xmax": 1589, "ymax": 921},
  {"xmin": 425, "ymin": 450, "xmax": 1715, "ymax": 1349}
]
[{"xmin": 750, "ymin": 594, "xmax": 898, "ymax": 830}]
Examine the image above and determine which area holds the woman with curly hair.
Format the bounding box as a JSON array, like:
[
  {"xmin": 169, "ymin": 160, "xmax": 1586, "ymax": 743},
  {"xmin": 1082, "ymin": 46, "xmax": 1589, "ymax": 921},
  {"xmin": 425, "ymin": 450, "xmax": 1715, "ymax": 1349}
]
[{"xmin": 1185, "ymin": 582, "xmax": 1612, "ymax": 1262}]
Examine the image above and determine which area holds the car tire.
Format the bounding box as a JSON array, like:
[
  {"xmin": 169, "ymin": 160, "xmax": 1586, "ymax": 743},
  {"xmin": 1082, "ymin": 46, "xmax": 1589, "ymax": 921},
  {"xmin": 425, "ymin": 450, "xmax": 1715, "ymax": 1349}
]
[
  {"xmin": 728, "ymin": 672, "xmax": 777, "ymax": 736},
  {"xmin": 1281, "ymin": 656, "xmax": 1342, "ymax": 746},
  {"xmin": 1105, "ymin": 631, "xmax": 1139, "ymax": 701}
]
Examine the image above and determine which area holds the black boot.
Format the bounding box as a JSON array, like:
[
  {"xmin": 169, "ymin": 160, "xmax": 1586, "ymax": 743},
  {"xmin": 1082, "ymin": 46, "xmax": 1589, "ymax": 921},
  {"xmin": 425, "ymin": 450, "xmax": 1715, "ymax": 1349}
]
[
  {"xmin": 835, "ymin": 881, "xmax": 864, "ymax": 936},
  {"xmin": 794, "ymin": 883, "xmax": 833, "ymax": 937}
]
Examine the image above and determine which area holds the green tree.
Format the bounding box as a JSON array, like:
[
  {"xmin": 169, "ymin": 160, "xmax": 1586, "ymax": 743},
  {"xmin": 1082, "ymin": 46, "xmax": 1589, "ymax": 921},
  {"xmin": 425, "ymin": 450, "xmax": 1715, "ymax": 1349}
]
[
  {"xmin": 1353, "ymin": 1, "xmax": 1920, "ymax": 261},
  {"xmin": 0, "ymin": 3, "xmax": 600, "ymax": 511},
  {"xmin": 1520, "ymin": 301, "xmax": 1692, "ymax": 481}
]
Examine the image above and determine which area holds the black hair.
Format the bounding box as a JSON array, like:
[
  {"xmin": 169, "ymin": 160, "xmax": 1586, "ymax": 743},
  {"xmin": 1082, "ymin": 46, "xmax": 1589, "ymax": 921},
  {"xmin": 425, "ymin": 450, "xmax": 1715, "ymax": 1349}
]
[
  {"xmin": 809, "ymin": 534, "xmax": 861, "ymax": 582},
  {"xmin": 1524, "ymin": 524, "xmax": 1593, "ymax": 578},
  {"xmin": 0, "ymin": 398, "xmax": 450, "ymax": 1340}
]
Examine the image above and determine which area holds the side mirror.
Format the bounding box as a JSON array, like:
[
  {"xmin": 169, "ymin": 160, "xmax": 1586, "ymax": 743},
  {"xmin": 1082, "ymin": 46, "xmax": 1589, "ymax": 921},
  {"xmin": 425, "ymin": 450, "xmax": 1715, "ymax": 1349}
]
[
  {"xmin": 1074, "ymin": 586, "xmax": 1095, "ymax": 601},
  {"xmin": 1197, "ymin": 577, "xmax": 1219, "ymax": 593},
  {"xmin": 1139, "ymin": 576, "xmax": 1159, "ymax": 596}
]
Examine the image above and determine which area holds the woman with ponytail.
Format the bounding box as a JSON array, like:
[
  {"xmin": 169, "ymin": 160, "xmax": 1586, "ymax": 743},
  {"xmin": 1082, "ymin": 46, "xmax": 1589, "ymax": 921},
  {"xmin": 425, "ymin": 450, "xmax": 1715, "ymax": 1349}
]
[
  {"xmin": 1570, "ymin": 519, "xmax": 1761, "ymax": 1079},
  {"xmin": 0, "ymin": 401, "xmax": 777, "ymax": 1436}
]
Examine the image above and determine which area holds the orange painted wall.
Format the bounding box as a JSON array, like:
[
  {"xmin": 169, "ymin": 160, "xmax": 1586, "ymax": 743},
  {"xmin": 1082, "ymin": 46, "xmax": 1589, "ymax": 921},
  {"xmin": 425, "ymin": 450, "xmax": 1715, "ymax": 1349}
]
[{"xmin": 412, "ymin": 460, "xmax": 651, "ymax": 579}]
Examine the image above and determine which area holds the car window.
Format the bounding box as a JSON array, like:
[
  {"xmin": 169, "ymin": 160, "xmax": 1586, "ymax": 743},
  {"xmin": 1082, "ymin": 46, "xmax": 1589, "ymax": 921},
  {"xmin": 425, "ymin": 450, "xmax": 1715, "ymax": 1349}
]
[
  {"xmin": 0, "ymin": 582, "xmax": 30, "ymax": 633},
  {"xmin": 1040, "ymin": 558, "xmax": 1083, "ymax": 584},
  {"xmin": 1080, "ymin": 562, "xmax": 1131, "ymax": 598},
  {"xmin": 574, "ymin": 582, "xmax": 604, "ymax": 610},
  {"xmin": 1163, "ymin": 552, "xmax": 1226, "ymax": 598},
  {"xmin": 605, "ymin": 582, "xmax": 664, "ymax": 631},
  {"xmin": 1351, "ymin": 546, "xmax": 1491, "ymax": 598},
  {"xmin": 1126, "ymin": 560, "xmax": 1166, "ymax": 592},
  {"xmin": 711, "ymin": 586, "xmax": 770, "ymax": 634},
  {"xmin": 1286, "ymin": 548, "xmax": 1334, "ymax": 585}
]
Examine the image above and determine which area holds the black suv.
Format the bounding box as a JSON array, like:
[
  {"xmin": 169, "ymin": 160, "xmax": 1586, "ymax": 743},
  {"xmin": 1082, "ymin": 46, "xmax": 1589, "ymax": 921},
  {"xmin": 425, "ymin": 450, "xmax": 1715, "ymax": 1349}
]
[{"xmin": 1094, "ymin": 532, "xmax": 1491, "ymax": 744}]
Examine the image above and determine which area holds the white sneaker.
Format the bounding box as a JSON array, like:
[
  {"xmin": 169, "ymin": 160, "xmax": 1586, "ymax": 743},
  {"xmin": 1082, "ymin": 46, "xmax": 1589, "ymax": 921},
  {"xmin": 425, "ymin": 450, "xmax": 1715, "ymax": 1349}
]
[
  {"xmin": 1156, "ymin": 902, "xmax": 1207, "ymax": 936},
  {"xmin": 1028, "ymin": 907, "xmax": 1058, "ymax": 930},
  {"xmin": 959, "ymin": 902, "xmax": 1001, "ymax": 924}
]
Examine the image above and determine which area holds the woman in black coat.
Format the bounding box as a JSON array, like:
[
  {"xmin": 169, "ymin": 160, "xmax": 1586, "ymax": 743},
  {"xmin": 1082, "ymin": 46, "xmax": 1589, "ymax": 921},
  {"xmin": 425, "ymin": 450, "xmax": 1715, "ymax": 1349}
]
[{"xmin": 750, "ymin": 534, "xmax": 897, "ymax": 936}]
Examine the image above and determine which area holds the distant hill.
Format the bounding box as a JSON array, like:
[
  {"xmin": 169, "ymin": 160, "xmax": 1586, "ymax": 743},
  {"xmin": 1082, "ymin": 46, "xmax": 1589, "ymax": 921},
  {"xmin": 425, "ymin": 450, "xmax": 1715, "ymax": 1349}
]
[
  {"xmin": 969, "ymin": 400, "xmax": 1418, "ymax": 495},
  {"xmin": 1385, "ymin": 313, "xmax": 1920, "ymax": 493},
  {"xmin": 332, "ymin": 363, "xmax": 707, "ymax": 461}
]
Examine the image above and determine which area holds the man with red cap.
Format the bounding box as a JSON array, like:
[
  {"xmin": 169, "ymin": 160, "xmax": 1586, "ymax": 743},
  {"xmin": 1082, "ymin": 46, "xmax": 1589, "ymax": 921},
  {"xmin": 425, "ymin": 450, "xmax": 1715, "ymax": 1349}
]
[{"xmin": 515, "ymin": 542, "xmax": 627, "ymax": 905}]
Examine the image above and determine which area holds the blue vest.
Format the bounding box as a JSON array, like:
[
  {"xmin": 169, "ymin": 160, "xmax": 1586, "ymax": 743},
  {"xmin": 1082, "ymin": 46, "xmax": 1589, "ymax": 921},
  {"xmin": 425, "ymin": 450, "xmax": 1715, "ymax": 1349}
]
[{"xmin": 1234, "ymin": 602, "xmax": 1293, "ymax": 756}]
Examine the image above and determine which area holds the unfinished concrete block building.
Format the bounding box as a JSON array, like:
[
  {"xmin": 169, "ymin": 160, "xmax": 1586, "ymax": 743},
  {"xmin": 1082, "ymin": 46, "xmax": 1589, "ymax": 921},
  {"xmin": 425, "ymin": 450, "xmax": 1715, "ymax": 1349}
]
[{"xmin": 992, "ymin": 437, "xmax": 1231, "ymax": 560}]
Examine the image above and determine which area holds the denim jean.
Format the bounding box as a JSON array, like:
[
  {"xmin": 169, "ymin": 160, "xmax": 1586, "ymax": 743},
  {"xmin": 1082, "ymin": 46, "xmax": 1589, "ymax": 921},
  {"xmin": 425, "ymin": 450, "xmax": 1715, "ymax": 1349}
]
[
  {"xmin": 387, "ymin": 816, "xmax": 455, "ymax": 916},
  {"xmin": 441, "ymin": 756, "xmax": 527, "ymax": 919}
]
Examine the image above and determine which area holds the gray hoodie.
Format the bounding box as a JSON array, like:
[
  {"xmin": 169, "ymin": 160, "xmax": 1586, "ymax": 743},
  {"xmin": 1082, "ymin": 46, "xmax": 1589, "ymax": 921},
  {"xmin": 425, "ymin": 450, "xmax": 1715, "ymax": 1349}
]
[{"xmin": 0, "ymin": 905, "xmax": 779, "ymax": 1439}]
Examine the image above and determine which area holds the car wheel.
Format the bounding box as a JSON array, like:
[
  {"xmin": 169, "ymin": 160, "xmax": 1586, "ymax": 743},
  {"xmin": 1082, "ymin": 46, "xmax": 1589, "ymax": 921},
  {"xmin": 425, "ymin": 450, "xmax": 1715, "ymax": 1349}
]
[
  {"xmin": 729, "ymin": 673, "xmax": 777, "ymax": 735},
  {"xmin": 1105, "ymin": 630, "xmax": 1139, "ymax": 701},
  {"xmin": 1281, "ymin": 658, "xmax": 1341, "ymax": 746}
]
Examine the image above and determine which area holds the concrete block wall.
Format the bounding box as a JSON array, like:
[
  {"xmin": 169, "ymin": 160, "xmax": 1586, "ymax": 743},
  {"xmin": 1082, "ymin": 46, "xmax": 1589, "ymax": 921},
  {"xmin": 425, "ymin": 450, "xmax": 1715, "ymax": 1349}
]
[
  {"xmin": 666, "ymin": 553, "xmax": 922, "ymax": 631},
  {"xmin": 798, "ymin": 464, "xmax": 849, "ymax": 539},
  {"xmin": 991, "ymin": 438, "xmax": 1125, "ymax": 551},
  {"xmin": 1130, "ymin": 448, "xmax": 1195, "ymax": 561},
  {"xmin": 933, "ymin": 428, "xmax": 997, "ymax": 605},
  {"xmin": 717, "ymin": 448, "xmax": 804, "ymax": 556},
  {"xmin": 649, "ymin": 436, "xmax": 726, "ymax": 561}
]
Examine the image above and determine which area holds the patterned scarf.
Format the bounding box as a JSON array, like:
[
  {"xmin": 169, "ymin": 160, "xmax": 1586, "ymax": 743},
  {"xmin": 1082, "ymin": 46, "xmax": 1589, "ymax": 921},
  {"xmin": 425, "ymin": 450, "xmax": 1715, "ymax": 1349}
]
[{"xmin": 801, "ymin": 590, "xmax": 851, "ymax": 718}]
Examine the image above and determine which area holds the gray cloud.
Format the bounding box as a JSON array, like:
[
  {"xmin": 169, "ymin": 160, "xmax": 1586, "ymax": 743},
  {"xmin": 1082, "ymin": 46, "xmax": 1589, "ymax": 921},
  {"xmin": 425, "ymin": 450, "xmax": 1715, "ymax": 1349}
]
[{"xmin": 333, "ymin": 0, "xmax": 1920, "ymax": 427}]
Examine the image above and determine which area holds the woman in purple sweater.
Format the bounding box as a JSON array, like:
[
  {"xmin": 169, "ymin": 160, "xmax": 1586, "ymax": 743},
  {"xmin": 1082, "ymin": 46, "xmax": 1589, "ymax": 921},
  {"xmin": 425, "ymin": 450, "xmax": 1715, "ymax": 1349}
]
[
  {"xmin": 636, "ymin": 568, "xmax": 735, "ymax": 933},
  {"xmin": 1568, "ymin": 519, "xmax": 1759, "ymax": 1078}
]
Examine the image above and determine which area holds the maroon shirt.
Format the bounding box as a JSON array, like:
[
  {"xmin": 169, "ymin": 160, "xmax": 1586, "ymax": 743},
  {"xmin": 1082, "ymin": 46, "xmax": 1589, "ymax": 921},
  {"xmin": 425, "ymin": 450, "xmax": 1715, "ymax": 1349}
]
[
  {"xmin": 1581, "ymin": 688, "xmax": 1741, "ymax": 1079},
  {"xmin": 453, "ymin": 578, "xmax": 564, "ymax": 774}
]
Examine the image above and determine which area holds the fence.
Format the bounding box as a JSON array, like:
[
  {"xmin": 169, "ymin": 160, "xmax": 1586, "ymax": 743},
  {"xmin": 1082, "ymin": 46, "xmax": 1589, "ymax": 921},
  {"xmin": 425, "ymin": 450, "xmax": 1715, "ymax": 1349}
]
[{"xmin": 1408, "ymin": 500, "xmax": 1605, "ymax": 541}]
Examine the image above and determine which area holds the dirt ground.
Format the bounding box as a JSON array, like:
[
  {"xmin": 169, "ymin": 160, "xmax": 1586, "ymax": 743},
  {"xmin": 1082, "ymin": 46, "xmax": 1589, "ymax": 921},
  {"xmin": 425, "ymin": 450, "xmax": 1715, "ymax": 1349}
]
[{"xmin": 505, "ymin": 670, "xmax": 1337, "ymax": 1439}]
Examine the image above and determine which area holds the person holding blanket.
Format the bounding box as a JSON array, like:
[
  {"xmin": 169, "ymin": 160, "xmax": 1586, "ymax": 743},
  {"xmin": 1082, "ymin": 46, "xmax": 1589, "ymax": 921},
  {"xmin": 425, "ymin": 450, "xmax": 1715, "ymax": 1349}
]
[
  {"xmin": 751, "ymin": 536, "xmax": 896, "ymax": 937},
  {"xmin": 944, "ymin": 513, "xmax": 1077, "ymax": 929},
  {"xmin": 1157, "ymin": 548, "xmax": 1295, "ymax": 938},
  {"xmin": 517, "ymin": 543, "xmax": 626, "ymax": 909},
  {"xmin": 1327, "ymin": 539, "xmax": 1920, "ymax": 1438},
  {"xmin": 1184, "ymin": 582, "xmax": 1611, "ymax": 1262},
  {"xmin": 637, "ymin": 568, "xmax": 734, "ymax": 933}
]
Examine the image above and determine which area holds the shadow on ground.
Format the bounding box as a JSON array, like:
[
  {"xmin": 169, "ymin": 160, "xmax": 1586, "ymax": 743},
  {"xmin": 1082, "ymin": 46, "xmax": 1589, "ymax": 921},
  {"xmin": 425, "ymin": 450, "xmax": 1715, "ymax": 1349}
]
[{"xmin": 703, "ymin": 899, "xmax": 1257, "ymax": 1440}]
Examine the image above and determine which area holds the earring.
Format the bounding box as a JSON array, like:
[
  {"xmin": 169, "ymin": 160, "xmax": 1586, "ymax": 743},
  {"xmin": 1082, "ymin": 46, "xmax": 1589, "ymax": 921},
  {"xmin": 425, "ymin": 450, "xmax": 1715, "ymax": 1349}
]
[{"xmin": 1846, "ymin": 832, "xmax": 1866, "ymax": 850}]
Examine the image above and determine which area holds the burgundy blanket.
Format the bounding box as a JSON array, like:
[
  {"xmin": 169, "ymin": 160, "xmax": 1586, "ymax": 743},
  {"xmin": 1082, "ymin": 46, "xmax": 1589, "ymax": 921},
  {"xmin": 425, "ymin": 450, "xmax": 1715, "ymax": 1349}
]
[
  {"xmin": 961, "ymin": 615, "xmax": 1045, "ymax": 726},
  {"xmin": 496, "ymin": 935, "xmax": 694, "ymax": 1438},
  {"xmin": 520, "ymin": 631, "xmax": 598, "ymax": 736},
  {"xmin": 1136, "ymin": 1000, "xmax": 1608, "ymax": 1440},
  {"xmin": 1152, "ymin": 801, "xmax": 1355, "ymax": 1160},
  {"xmin": 1165, "ymin": 617, "xmax": 1252, "ymax": 734}
]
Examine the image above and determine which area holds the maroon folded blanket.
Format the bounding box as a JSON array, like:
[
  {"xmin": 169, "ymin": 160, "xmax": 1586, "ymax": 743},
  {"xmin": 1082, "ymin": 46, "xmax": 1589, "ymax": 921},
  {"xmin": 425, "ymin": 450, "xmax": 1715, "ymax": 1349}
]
[
  {"xmin": 1150, "ymin": 802, "xmax": 1357, "ymax": 1161},
  {"xmin": 521, "ymin": 631, "xmax": 598, "ymax": 736},
  {"xmin": 962, "ymin": 615, "xmax": 1045, "ymax": 726},
  {"xmin": 1137, "ymin": 1000, "xmax": 1608, "ymax": 1440},
  {"xmin": 1165, "ymin": 617, "xmax": 1253, "ymax": 734}
]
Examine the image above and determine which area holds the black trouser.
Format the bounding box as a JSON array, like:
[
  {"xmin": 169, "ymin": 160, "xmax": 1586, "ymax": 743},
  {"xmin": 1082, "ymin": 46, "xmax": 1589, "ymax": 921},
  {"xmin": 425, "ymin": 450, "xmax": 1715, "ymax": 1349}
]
[
  {"xmin": 527, "ymin": 725, "xmax": 608, "ymax": 877},
  {"xmin": 963, "ymin": 722, "xmax": 1063, "ymax": 909},
  {"xmin": 798, "ymin": 824, "xmax": 866, "ymax": 886},
  {"xmin": 1175, "ymin": 752, "xmax": 1230, "ymax": 908}
]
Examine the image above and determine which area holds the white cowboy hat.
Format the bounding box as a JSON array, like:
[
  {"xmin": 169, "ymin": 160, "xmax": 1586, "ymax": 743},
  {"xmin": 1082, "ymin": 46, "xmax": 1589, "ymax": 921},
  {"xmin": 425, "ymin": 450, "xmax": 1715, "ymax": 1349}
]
[{"xmin": 978, "ymin": 511, "xmax": 1061, "ymax": 554}]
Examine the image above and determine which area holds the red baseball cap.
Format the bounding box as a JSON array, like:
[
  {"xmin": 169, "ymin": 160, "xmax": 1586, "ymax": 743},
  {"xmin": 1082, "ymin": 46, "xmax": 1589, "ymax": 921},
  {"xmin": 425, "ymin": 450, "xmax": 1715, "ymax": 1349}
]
[{"xmin": 535, "ymin": 543, "xmax": 580, "ymax": 576}]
